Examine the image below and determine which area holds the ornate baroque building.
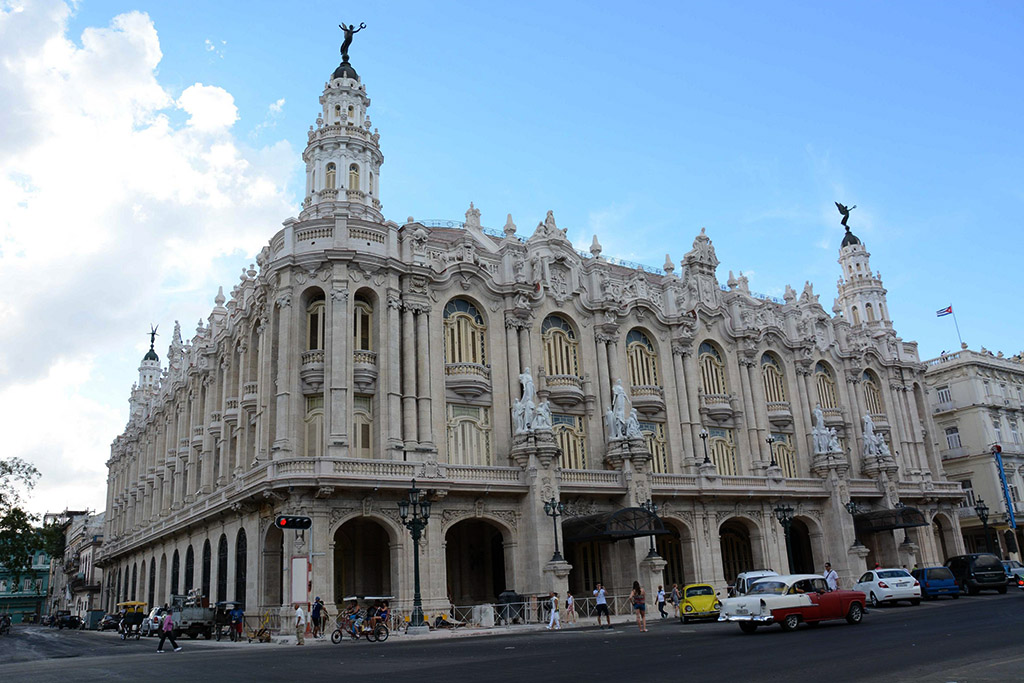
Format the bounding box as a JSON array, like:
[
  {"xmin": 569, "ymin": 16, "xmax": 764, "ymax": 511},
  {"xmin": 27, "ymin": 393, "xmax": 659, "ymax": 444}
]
[{"xmin": 98, "ymin": 43, "xmax": 965, "ymax": 617}]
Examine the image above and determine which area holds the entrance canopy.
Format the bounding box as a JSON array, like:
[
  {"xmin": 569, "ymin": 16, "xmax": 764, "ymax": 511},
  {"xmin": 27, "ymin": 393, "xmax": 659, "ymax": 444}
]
[
  {"xmin": 563, "ymin": 507, "xmax": 670, "ymax": 543},
  {"xmin": 854, "ymin": 507, "xmax": 928, "ymax": 533}
]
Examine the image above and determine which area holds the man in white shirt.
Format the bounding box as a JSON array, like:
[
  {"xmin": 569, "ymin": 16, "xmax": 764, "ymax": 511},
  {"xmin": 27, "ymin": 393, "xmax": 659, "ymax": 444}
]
[
  {"xmin": 295, "ymin": 603, "xmax": 307, "ymax": 645},
  {"xmin": 546, "ymin": 592, "xmax": 561, "ymax": 630},
  {"xmin": 593, "ymin": 583, "xmax": 611, "ymax": 629},
  {"xmin": 824, "ymin": 563, "xmax": 839, "ymax": 592}
]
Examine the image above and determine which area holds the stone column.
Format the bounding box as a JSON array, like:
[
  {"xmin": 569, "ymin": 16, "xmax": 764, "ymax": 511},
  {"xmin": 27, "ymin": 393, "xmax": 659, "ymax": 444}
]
[
  {"xmin": 667, "ymin": 346, "xmax": 692, "ymax": 470},
  {"xmin": 273, "ymin": 288, "xmax": 294, "ymax": 455},
  {"xmin": 401, "ymin": 306, "xmax": 418, "ymax": 449},
  {"xmin": 683, "ymin": 351, "xmax": 706, "ymax": 468},
  {"xmin": 386, "ymin": 294, "xmax": 403, "ymax": 452},
  {"xmin": 415, "ymin": 307, "xmax": 434, "ymax": 449},
  {"xmin": 736, "ymin": 358, "xmax": 760, "ymax": 472},
  {"xmin": 328, "ymin": 285, "xmax": 349, "ymax": 451}
]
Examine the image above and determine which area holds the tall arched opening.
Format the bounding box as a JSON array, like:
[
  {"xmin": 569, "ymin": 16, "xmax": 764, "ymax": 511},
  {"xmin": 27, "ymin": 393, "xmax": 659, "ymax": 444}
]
[
  {"xmin": 158, "ymin": 554, "xmax": 167, "ymax": 606},
  {"xmin": 334, "ymin": 519, "xmax": 392, "ymax": 601},
  {"xmin": 445, "ymin": 519, "xmax": 508, "ymax": 605},
  {"xmin": 235, "ymin": 529, "xmax": 247, "ymax": 604},
  {"xmin": 184, "ymin": 545, "xmax": 195, "ymax": 594},
  {"xmin": 216, "ymin": 535, "xmax": 228, "ymax": 602},
  {"xmin": 262, "ymin": 525, "xmax": 284, "ymax": 608},
  {"xmin": 789, "ymin": 518, "xmax": 815, "ymax": 574},
  {"xmin": 719, "ymin": 518, "xmax": 763, "ymax": 583},
  {"xmin": 657, "ymin": 520, "xmax": 697, "ymax": 588},
  {"xmin": 202, "ymin": 540, "xmax": 212, "ymax": 601}
]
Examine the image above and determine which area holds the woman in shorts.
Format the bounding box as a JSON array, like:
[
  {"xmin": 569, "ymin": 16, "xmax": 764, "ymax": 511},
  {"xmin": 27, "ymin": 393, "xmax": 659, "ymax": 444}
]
[{"xmin": 630, "ymin": 581, "xmax": 647, "ymax": 632}]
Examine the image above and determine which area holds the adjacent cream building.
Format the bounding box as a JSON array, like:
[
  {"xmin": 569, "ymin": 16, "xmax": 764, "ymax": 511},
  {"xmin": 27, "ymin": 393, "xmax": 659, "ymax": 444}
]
[
  {"xmin": 97, "ymin": 43, "xmax": 964, "ymax": 619},
  {"xmin": 925, "ymin": 347, "xmax": 1024, "ymax": 559}
]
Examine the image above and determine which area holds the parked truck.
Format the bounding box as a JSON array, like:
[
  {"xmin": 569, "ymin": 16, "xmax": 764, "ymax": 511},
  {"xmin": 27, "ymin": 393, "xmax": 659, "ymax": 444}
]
[{"xmin": 169, "ymin": 590, "xmax": 215, "ymax": 639}]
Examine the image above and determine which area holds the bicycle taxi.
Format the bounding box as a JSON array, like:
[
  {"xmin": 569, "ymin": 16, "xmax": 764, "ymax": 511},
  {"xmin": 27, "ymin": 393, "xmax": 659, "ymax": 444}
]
[
  {"xmin": 330, "ymin": 595, "xmax": 391, "ymax": 643},
  {"xmin": 116, "ymin": 601, "xmax": 147, "ymax": 640}
]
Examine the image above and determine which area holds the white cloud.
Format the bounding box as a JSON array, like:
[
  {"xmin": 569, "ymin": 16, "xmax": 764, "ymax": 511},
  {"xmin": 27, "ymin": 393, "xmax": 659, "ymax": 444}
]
[
  {"xmin": 0, "ymin": 1, "xmax": 298, "ymax": 513},
  {"xmin": 178, "ymin": 83, "xmax": 239, "ymax": 131}
]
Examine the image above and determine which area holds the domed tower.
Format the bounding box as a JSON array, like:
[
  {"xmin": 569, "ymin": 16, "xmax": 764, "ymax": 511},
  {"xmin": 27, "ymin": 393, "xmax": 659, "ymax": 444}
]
[
  {"xmin": 301, "ymin": 27, "xmax": 384, "ymax": 222},
  {"xmin": 836, "ymin": 226, "xmax": 891, "ymax": 328},
  {"xmin": 130, "ymin": 327, "xmax": 162, "ymax": 419}
]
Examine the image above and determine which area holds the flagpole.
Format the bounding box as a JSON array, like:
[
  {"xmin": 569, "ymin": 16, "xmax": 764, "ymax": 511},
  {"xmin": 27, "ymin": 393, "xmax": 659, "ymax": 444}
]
[{"xmin": 950, "ymin": 307, "xmax": 964, "ymax": 348}]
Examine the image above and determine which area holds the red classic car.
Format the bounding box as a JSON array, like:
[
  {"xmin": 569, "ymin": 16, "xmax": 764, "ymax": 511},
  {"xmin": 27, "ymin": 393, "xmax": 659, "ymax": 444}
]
[{"xmin": 718, "ymin": 574, "xmax": 866, "ymax": 633}]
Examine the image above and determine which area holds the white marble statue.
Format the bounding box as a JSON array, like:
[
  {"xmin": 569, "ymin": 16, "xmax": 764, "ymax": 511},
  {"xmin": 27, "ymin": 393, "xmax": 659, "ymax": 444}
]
[
  {"xmin": 814, "ymin": 404, "xmax": 825, "ymax": 431},
  {"xmin": 605, "ymin": 407, "xmax": 617, "ymax": 441},
  {"xmin": 611, "ymin": 379, "xmax": 629, "ymax": 439},
  {"xmin": 625, "ymin": 408, "xmax": 643, "ymax": 439},
  {"xmin": 519, "ymin": 367, "xmax": 536, "ymax": 405},
  {"xmin": 512, "ymin": 398, "xmax": 527, "ymax": 434},
  {"xmin": 862, "ymin": 414, "xmax": 880, "ymax": 457},
  {"xmin": 827, "ymin": 428, "xmax": 841, "ymax": 454},
  {"xmin": 812, "ymin": 403, "xmax": 831, "ymax": 454},
  {"xmin": 534, "ymin": 400, "xmax": 552, "ymax": 430},
  {"xmin": 512, "ymin": 367, "xmax": 537, "ymax": 433}
]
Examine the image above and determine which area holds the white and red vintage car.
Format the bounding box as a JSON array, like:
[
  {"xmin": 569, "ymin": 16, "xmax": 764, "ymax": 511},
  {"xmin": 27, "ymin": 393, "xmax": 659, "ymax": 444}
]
[{"xmin": 718, "ymin": 574, "xmax": 866, "ymax": 633}]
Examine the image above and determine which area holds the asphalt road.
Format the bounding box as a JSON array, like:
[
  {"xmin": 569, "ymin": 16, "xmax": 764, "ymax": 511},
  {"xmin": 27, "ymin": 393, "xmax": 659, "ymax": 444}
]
[{"xmin": 2, "ymin": 591, "xmax": 1021, "ymax": 682}]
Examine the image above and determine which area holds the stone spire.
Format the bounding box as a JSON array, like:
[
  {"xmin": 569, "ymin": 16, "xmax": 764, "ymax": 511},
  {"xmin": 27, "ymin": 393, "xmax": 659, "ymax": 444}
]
[{"xmin": 836, "ymin": 228, "xmax": 890, "ymax": 328}]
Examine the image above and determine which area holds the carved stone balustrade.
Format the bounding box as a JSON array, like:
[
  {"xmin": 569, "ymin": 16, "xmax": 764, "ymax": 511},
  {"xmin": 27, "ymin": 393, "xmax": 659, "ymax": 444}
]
[
  {"xmin": 766, "ymin": 401, "xmax": 793, "ymax": 425},
  {"xmin": 240, "ymin": 381, "xmax": 259, "ymax": 410},
  {"xmin": 869, "ymin": 412, "xmax": 889, "ymax": 430},
  {"xmin": 444, "ymin": 362, "xmax": 492, "ymax": 398},
  {"xmin": 630, "ymin": 384, "xmax": 666, "ymax": 415},
  {"xmin": 223, "ymin": 397, "xmax": 239, "ymax": 424},
  {"xmin": 353, "ymin": 350, "xmax": 378, "ymax": 393},
  {"xmin": 207, "ymin": 412, "xmax": 222, "ymax": 436},
  {"xmin": 545, "ymin": 374, "xmax": 584, "ymax": 407},
  {"xmin": 300, "ymin": 349, "xmax": 325, "ymax": 393},
  {"xmin": 822, "ymin": 407, "xmax": 844, "ymax": 427},
  {"xmin": 190, "ymin": 426, "xmax": 204, "ymax": 447},
  {"xmin": 701, "ymin": 392, "xmax": 734, "ymax": 420}
]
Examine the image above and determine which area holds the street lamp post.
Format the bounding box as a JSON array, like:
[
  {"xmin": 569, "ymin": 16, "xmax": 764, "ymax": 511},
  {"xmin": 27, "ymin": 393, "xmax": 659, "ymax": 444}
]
[
  {"xmin": 640, "ymin": 499, "xmax": 661, "ymax": 559},
  {"xmin": 398, "ymin": 479, "xmax": 431, "ymax": 632},
  {"xmin": 974, "ymin": 498, "xmax": 994, "ymax": 554},
  {"xmin": 766, "ymin": 435, "xmax": 778, "ymax": 467},
  {"xmin": 774, "ymin": 504, "xmax": 795, "ymax": 574},
  {"xmin": 543, "ymin": 498, "xmax": 566, "ymax": 563},
  {"xmin": 844, "ymin": 501, "xmax": 864, "ymax": 547},
  {"xmin": 895, "ymin": 501, "xmax": 912, "ymax": 545},
  {"xmin": 699, "ymin": 429, "xmax": 710, "ymax": 464}
]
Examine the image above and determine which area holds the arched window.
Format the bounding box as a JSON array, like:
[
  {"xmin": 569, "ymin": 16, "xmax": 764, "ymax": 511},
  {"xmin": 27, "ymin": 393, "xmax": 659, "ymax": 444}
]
[
  {"xmin": 216, "ymin": 535, "xmax": 228, "ymax": 603},
  {"xmin": 443, "ymin": 299, "xmax": 487, "ymax": 365},
  {"xmin": 201, "ymin": 541, "xmax": 211, "ymax": 601},
  {"xmin": 761, "ymin": 354, "xmax": 787, "ymax": 403},
  {"xmin": 627, "ymin": 329, "xmax": 660, "ymax": 387},
  {"xmin": 542, "ymin": 315, "xmax": 580, "ymax": 378},
  {"xmin": 235, "ymin": 529, "xmax": 247, "ymax": 604},
  {"xmin": 552, "ymin": 413, "xmax": 587, "ymax": 469},
  {"xmin": 325, "ymin": 163, "xmax": 336, "ymax": 190},
  {"xmin": 709, "ymin": 427, "xmax": 736, "ymax": 475},
  {"xmin": 171, "ymin": 549, "xmax": 180, "ymax": 596},
  {"xmin": 334, "ymin": 104, "xmax": 341, "ymax": 123},
  {"xmin": 699, "ymin": 342, "xmax": 728, "ymax": 395},
  {"xmin": 353, "ymin": 295, "xmax": 372, "ymax": 351},
  {"xmin": 304, "ymin": 395, "xmax": 324, "ymax": 458},
  {"xmin": 640, "ymin": 420, "xmax": 669, "ymax": 473},
  {"xmin": 446, "ymin": 404, "xmax": 492, "ymax": 465},
  {"xmin": 863, "ymin": 371, "xmax": 884, "ymax": 416},
  {"xmin": 851, "ymin": 306, "xmax": 861, "ymax": 325},
  {"xmin": 131, "ymin": 563, "xmax": 138, "ymax": 601},
  {"xmin": 352, "ymin": 395, "xmax": 372, "ymax": 458},
  {"xmin": 147, "ymin": 560, "xmax": 156, "ymax": 608},
  {"xmin": 368, "ymin": 171, "xmax": 374, "ymax": 196},
  {"xmin": 346, "ymin": 105, "xmax": 354, "ymax": 121},
  {"xmin": 771, "ymin": 433, "xmax": 797, "ymax": 478},
  {"xmin": 306, "ymin": 294, "xmax": 325, "ymax": 351},
  {"xmin": 815, "ymin": 362, "xmax": 839, "ymax": 411},
  {"xmin": 348, "ymin": 163, "xmax": 360, "ymax": 191},
  {"xmin": 865, "ymin": 302, "xmax": 875, "ymax": 322},
  {"xmin": 184, "ymin": 545, "xmax": 195, "ymax": 593}
]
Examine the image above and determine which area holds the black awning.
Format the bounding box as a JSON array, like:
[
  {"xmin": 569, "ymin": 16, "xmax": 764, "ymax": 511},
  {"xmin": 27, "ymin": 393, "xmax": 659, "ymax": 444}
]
[
  {"xmin": 563, "ymin": 507, "xmax": 670, "ymax": 543},
  {"xmin": 854, "ymin": 507, "xmax": 929, "ymax": 533}
]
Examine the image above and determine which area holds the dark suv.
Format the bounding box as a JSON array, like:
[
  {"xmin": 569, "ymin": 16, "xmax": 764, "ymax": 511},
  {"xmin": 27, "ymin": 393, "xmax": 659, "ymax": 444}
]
[{"xmin": 945, "ymin": 553, "xmax": 1008, "ymax": 595}]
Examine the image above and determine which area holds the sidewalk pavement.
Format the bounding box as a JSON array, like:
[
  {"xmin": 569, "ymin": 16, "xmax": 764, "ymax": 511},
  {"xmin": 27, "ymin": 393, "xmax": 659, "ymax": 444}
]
[{"xmin": 268, "ymin": 612, "xmax": 657, "ymax": 646}]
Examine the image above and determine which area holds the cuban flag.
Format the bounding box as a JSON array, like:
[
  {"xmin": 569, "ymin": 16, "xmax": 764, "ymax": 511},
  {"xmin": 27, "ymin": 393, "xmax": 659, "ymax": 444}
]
[{"xmin": 936, "ymin": 305, "xmax": 953, "ymax": 317}]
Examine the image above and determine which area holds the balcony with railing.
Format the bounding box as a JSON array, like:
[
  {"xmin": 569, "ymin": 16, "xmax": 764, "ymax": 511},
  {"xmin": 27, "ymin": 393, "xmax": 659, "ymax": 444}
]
[
  {"xmin": 701, "ymin": 392, "xmax": 733, "ymax": 420},
  {"xmin": 545, "ymin": 374, "xmax": 584, "ymax": 407},
  {"xmin": 444, "ymin": 362, "xmax": 491, "ymax": 398},
  {"xmin": 300, "ymin": 349, "xmax": 325, "ymax": 392},
  {"xmin": 933, "ymin": 400, "xmax": 956, "ymax": 414},
  {"xmin": 766, "ymin": 401, "xmax": 793, "ymax": 425},
  {"xmin": 240, "ymin": 381, "xmax": 259, "ymax": 410},
  {"xmin": 353, "ymin": 350, "xmax": 378, "ymax": 393},
  {"xmin": 822, "ymin": 407, "xmax": 844, "ymax": 427},
  {"xmin": 630, "ymin": 385, "xmax": 666, "ymax": 414},
  {"xmin": 223, "ymin": 397, "xmax": 239, "ymax": 424},
  {"xmin": 207, "ymin": 411, "xmax": 222, "ymax": 436},
  {"xmin": 190, "ymin": 426, "xmax": 204, "ymax": 447},
  {"xmin": 869, "ymin": 412, "xmax": 889, "ymax": 430}
]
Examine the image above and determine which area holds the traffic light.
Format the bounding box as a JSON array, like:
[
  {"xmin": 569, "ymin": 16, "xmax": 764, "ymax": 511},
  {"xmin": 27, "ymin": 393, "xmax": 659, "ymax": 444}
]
[{"xmin": 275, "ymin": 515, "xmax": 312, "ymax": 530}]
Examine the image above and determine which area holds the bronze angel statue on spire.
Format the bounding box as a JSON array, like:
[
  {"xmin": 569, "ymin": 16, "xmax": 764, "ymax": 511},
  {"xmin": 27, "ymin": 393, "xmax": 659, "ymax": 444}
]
[
  {"xmin": 835, "ymin": 202, "xmax": 856, "ymax": 228},
  {"xmin": 339, "ymin": 22, "xmax": 366, "ymax": 62}
]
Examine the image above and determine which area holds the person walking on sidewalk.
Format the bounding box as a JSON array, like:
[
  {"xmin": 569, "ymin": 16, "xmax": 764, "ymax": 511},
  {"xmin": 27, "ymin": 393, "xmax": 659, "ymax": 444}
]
[
  {"xmin": 630, "ymin": 581, "xmax": 648, "ymax": 632},
  {"xmin": 593, "ymin": 583, "xmax": 611, "ymax": 629},
  {"xmin": 656, "ymin": 585, "xmax": 667, "ymax": 619},
  {"xmin": 156, "ymin": 611, "xmax": 181, "ymax": 653},
  {"xmin": 564, "ymin": 592, "xmax": 576, "ymax": 624},
  {"xmin": 311, "ymin": 597, "xmax": 324, "ymax": 638},
  {"xmin": 294, "ymin": 603, "xmax": 307, "ymax": 645},
  {"xmin": 824, "ymin": 563, "xmax": 839, "ymax": 592},
  {"xmin": 546, "ymin": 592, "xmax": 561, "ymax": 630},
  {"xmin": 669, "ymin": 584, "xmax": 680, "ymax": 612}
]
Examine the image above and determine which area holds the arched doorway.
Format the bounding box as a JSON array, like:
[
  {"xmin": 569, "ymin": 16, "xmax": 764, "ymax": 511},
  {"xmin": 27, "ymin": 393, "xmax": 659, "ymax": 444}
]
[
  {"xmin": 790, "ymin": 519, "xmax": 815, "ymax": 574},
  {"xmin": 235, "ymin": 529, "xmax": 247, "ymax": 604},
  {"xmin": 184, "ymin": 545, "xmax": 195, "ymax": 593},
  {"xmin": 202, "ymin": 541, "xmax": 212, "ymax": 601},
  {"xmin": 334, "ymin": 519, "xmax": 392, "ymax": 601},
  {"xmin": 171, "ymin": 549, "xmax": 180, "ymax": 596},
  {"xmin": 148, "ymin": 559, "xmax": 156, "ymax": 608},
  {"xmin": 720, "ymin": 519, "xmax": 759, "ymax": 583},
  {"xmin": 657, "ymin": 520, "xmax": 697, "ymax": 588},
  {"xmin": 158, "ymin": 554, "xmax": 167, "ymax": 606},
  {"xmin": 217, "ymin": 535, "xmax": 228, "ymax": 602},
  {"xmin": 262, "ymin": 525, "xmax": 284, "ymax": 608},
  {"xmin": 445, "ymin": 519, "xmax": 507, "ymax": 605},
  {"xmin": 932, "ymin": 513, "xmax": 956, "ymax": 561},
  {"xmin": 566, "ymin": 540, "xmax": 603, "ymax": 597}
]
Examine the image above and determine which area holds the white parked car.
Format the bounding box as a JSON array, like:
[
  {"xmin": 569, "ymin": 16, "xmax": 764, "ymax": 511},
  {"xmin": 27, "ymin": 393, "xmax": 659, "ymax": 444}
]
[
  {"xmin": 730, "ymin": 569, "xmax": 779, "ymax": 597},
  {"xmin": 853, "ymin": 568, "xmax": 921, "ymax": 607}
]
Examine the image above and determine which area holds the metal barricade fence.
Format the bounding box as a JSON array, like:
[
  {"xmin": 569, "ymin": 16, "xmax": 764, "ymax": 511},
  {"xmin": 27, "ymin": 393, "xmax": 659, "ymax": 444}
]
[{"xmin": 378, "ymin": 594, "xmax": 632, "ymax": 631}]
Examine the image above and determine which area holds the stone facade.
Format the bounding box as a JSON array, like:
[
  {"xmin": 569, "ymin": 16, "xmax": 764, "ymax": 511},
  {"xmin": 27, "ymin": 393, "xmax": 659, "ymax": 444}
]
[
  {"xmin": 925, "ymin": 347, "xmax": 1024, "ymax": 559},
  {"xmin": 47, "ymin": 511, "xmax": 104, "ymax": 620},
  {"xmin": 97, "ymin": 47, "xmax": 965, "ymax": 618}
]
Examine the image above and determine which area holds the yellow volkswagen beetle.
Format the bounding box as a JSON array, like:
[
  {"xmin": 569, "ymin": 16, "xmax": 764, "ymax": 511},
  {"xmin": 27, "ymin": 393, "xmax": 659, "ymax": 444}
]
[{"xmin": 679, "ymin": 583, "xmax": 722, "ymax": 623}]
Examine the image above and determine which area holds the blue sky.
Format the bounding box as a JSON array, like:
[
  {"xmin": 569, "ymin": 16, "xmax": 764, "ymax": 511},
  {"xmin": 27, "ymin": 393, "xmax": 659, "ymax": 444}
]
[{"xmin": 2, "ymin": 0, "xmax": 1021, "ymax": 512}]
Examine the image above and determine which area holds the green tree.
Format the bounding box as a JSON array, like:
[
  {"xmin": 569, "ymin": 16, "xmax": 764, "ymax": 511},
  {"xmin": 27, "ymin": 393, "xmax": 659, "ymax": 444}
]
[{"xmin": 0, "ymin": 457, "xmax": 42, "ymax": 582}]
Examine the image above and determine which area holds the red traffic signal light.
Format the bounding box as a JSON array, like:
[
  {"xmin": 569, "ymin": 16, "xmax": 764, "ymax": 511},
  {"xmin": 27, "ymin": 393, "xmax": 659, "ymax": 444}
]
[{"xmin": 275, "ymin": 515, "xmax": 312, "ymax": 530}]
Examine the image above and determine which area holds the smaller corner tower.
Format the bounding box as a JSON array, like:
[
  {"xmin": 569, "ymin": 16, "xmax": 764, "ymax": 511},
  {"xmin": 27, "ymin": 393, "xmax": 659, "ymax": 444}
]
[
  {"xmin": 836, "ymin": 225, "xmax": 891, "ymax": 329},
  {"xmin": 130, "ymin": 326, "xmax": 162, "ymax": 419}
]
